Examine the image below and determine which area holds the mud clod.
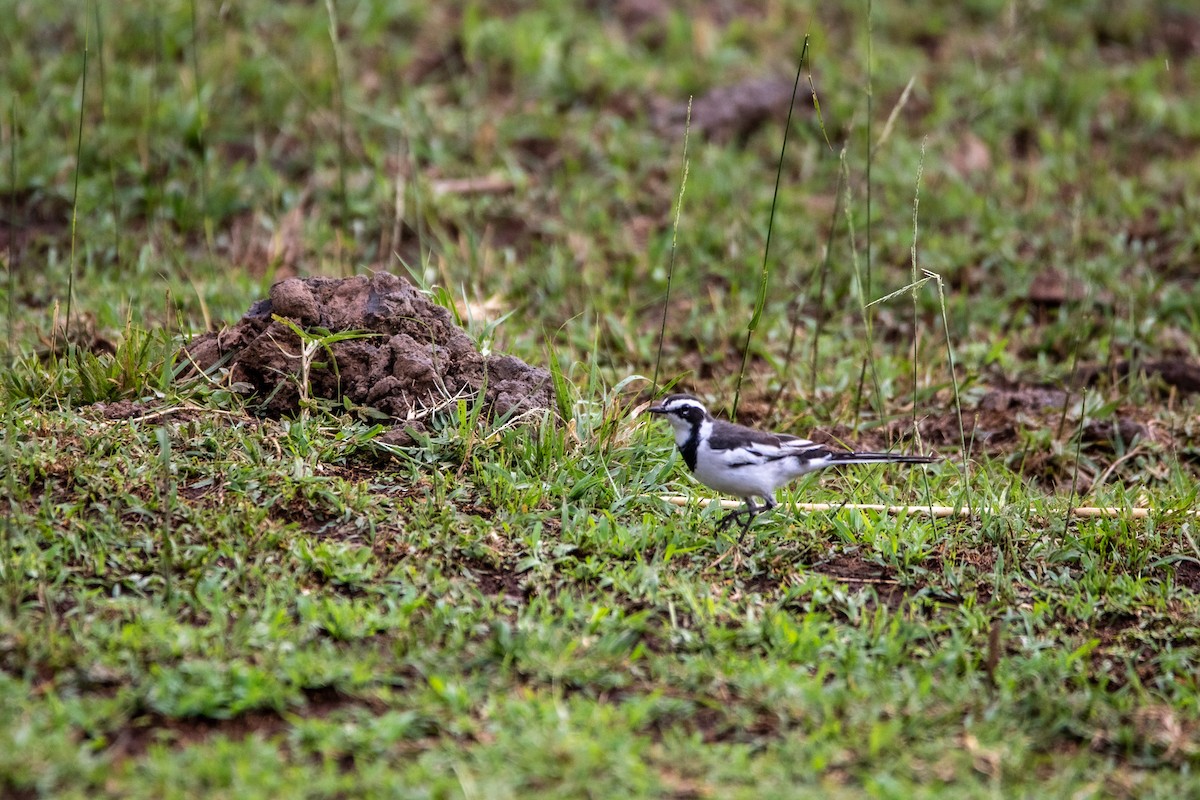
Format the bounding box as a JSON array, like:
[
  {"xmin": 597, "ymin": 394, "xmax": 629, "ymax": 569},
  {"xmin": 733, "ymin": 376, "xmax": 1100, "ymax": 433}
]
[
  {"xmin": 186, "ymin": 272, "xmax": 554, "ymax": 419},
  {"xmin": 268, "ymin": 278, "xmax": 321, "ymax": 325}
]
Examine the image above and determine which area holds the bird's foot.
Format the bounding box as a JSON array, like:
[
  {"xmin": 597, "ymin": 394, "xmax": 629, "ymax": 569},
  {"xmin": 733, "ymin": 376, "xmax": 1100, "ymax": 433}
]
[
  {"xmin": 717, "ymin": 508, "xmax": 754, "ymax": 532},
  {"xmin": 708, "ymin": 507, "xmax": 758, "ymax": 571}
]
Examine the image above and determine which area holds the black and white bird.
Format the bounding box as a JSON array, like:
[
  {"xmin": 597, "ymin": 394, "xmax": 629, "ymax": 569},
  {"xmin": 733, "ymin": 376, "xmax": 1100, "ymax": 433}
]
[{"xmin": 648, "ymin": 394, "xmax": 937, "ymax": 534}]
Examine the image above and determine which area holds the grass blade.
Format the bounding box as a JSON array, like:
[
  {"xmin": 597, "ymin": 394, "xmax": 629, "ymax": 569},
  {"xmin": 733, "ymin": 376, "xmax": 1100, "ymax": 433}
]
[
  {"xmin": 6, "ymin": 98, "xmax": 16, "ymax": 366},
  {"xmin": 65, "ymin": 7, "xmax": 91, "ymax": 356},
  {"xmin": 651, "ymin": 98, "xmax": 692, "ymax": 397},
  {"xmin": 732, "ymin": 37, "xmax": 809, "ymax": 417}
]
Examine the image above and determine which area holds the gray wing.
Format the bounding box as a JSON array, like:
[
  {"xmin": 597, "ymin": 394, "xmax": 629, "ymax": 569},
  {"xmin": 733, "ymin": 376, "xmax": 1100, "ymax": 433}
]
[
  {"xmin": 706, "ymin": 420, "xmax": 810, "ymax": 450},
  {"xmin": 708, "ymin": 420, "xmax": 837, "ymax": 463}
]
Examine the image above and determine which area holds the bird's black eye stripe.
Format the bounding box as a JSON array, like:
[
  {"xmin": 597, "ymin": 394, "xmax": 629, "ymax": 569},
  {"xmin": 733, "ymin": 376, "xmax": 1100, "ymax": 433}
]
[{"xmin": 669, "ymin": 404, "xmax": 703, "ymax": 422}]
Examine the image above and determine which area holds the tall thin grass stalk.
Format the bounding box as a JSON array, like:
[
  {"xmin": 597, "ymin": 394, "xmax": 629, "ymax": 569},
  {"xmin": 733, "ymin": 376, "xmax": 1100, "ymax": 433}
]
[
  {"xmin": 864, "ymin": 0, "xmax": 874, "ymax": 303},
  {"xmin": 1126, "ymin": 295, "xmax": 1143, "ymax": 399},
  {"xmin": 399, "ymin": 100, "xmax": 431, "ymax": 284},
  {"xmin": 143, "ymin": 16, "xmax": 163, "ymax": 237},
  {"xmin": 873, "ymin": 76, "xmax": 915, "ymax": 156},
  {"xmin": 774, "ymin": 65, "xmax": 837, "ymax": 412},
  {"xmin": 325, "ymin": 0, "xmax": 349, "ymax": 265},
  {"xmin": 6, "ymin": 99, "xmax": 16, "ymax": 364},
  {"xmin": 857, "ymin": 0, "xmax": 888, "ymax": 424},
  {"xmin": 732, "ymin": 38, "xmax": 809, "ymax": 417},
  {"xmin": 869, "ymin": 264, "xmax": 967, "ymax": 508},
  {"xmin": 93, "ymin": 1, "xmax": 119, "ymax": 263},
  {"xmin": 188, "ymin": 0, "xmax": 211, "ymax": 249},
  {"xmin": 772, "ymin": 153, "xmax": 845, "ymax": 414},
  {"xmin": 156, "ymin": 426, "xmax": 177, "ymax": 608},
  {"xmin": 910, "ymin": 138, "xmax": 926, "ymax": 443},
  {"xmin": 807, "ymin": 160, "xmax": 845, "ymax": 397},
  {"xmin": 840, "ymin": 152, "xmax": 884, "ymax": 423},
  {"xmin": 930, "ymin": 271, "xmax": 971, "ymax": 514},
  {"xmin": 65, "ymin": 8, "xmax": 91, "ymax": 355},
  {"xmin": 390, "ymin": 136, "xmax": 408, "ymax": 263},
  {"xmin": 0, "ymin": 423, "xmax": 15, "ymax": 613},
  {"xmin": 806, "ymin": 58, "xmax": 834, "ymax": 153},
  {"xmin": 2, "ymin": 102, "xmax": 16, "ymax": 617},
  {"xmin": 1056, "ymin": 324, "xmax": 1084, "ymax": 440},
  {"xmin": 651, "ymin": 99, "xmax": 692, "ymax": 398},
  {"xmin": 907, "ymin": 139, "xmax": 941, "ymax": 519},
  {"xmin": 1066, "ymin": 389, "xmax": 1088, "ymax": 527}
]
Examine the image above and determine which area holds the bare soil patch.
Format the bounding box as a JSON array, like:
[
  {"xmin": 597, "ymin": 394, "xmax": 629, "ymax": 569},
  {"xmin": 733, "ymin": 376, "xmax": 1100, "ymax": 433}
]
[
  {"xmin": 1166, "ymin": 560, "xmax": 1200, "ymax": 593},
  {"xmin": 461, "ymin": 558, "xmax": 529, "ymax": 602},
  {"xmin": 0, "ymin": 189, "xmax": 73, "ymax": 255},
  {"xmin": 105, "ymin": 686, "xmax": 372, "ymax": 762}
]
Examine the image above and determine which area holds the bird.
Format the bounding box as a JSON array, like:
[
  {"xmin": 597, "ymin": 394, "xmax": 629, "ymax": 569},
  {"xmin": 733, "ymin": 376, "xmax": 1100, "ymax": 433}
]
[{"xmin": 647, "ymin": 393, "xmax": 937, "ymax": 536}]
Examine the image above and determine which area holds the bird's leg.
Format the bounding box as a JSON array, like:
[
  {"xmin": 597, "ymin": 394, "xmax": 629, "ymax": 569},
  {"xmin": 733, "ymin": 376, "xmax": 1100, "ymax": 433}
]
[
  {"xmin": 735, "ymin": 495, "xmax": 776, "ymax": 546},
  {"xmin": 734, "ymin": 500, "xmax": 757, "ymax": 546},
  {"xmin": 718, "ymin": 497, "xmax": 757, "ymax": 533},
  {"xmin": 716, "ymin": 505, "xmax": 739, "ymax": 531},
  {"xmin": 709, "ymin": 498, "xmax": 770, "ymax": 571}
]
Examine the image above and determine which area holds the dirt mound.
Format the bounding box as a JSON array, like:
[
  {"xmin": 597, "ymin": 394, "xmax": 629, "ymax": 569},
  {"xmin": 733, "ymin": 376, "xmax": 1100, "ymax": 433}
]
[{"xmin": 185, "ymin": 272, "xmax": 554, "ymax": 420}]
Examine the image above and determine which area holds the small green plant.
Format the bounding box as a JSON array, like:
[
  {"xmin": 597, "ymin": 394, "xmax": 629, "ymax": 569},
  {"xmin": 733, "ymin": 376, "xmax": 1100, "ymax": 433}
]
[
  {"xmin": 270, "ymin": 316, "xmax": 378, "ymax": 419},
  {"xmin": 0, "ymin": 325, "xmax": 181, "ymax": 409}
]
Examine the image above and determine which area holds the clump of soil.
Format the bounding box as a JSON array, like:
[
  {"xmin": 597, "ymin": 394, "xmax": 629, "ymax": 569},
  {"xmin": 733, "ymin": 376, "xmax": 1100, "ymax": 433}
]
[{"xmin": 185, "ymin": 272, "xmax": 554, "ymax": 420}]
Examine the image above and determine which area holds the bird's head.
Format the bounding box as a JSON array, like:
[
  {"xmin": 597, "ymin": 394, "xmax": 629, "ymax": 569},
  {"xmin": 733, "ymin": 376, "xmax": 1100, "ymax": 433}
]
[{"xmin": 647, "ymin": 394, "xmax": 712, "ymax": 434}]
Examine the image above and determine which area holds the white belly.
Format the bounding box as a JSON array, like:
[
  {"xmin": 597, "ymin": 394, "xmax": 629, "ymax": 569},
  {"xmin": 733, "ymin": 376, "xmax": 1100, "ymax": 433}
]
[{"xmin": 691, "ymin": 442, "xmax": 809, "ymax": 500}]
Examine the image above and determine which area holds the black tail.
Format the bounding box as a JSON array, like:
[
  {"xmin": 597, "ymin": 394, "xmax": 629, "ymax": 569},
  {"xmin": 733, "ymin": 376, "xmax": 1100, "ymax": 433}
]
[{"xmin": 829, "ymin": 452, "xmax": 938, "ymax": 466}]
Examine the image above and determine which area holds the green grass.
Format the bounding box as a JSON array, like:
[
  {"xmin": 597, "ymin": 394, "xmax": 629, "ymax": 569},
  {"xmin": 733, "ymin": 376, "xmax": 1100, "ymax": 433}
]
[{"xmin": 3, "ymin": 1, "xmax": 1200, "ymax": 797}]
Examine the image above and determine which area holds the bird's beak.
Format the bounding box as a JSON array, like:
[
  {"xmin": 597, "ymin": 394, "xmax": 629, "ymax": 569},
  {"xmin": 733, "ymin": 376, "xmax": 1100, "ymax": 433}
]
[{"xmin": 647, "ymin": 404, "xmax": 666, "ymax": 415}]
